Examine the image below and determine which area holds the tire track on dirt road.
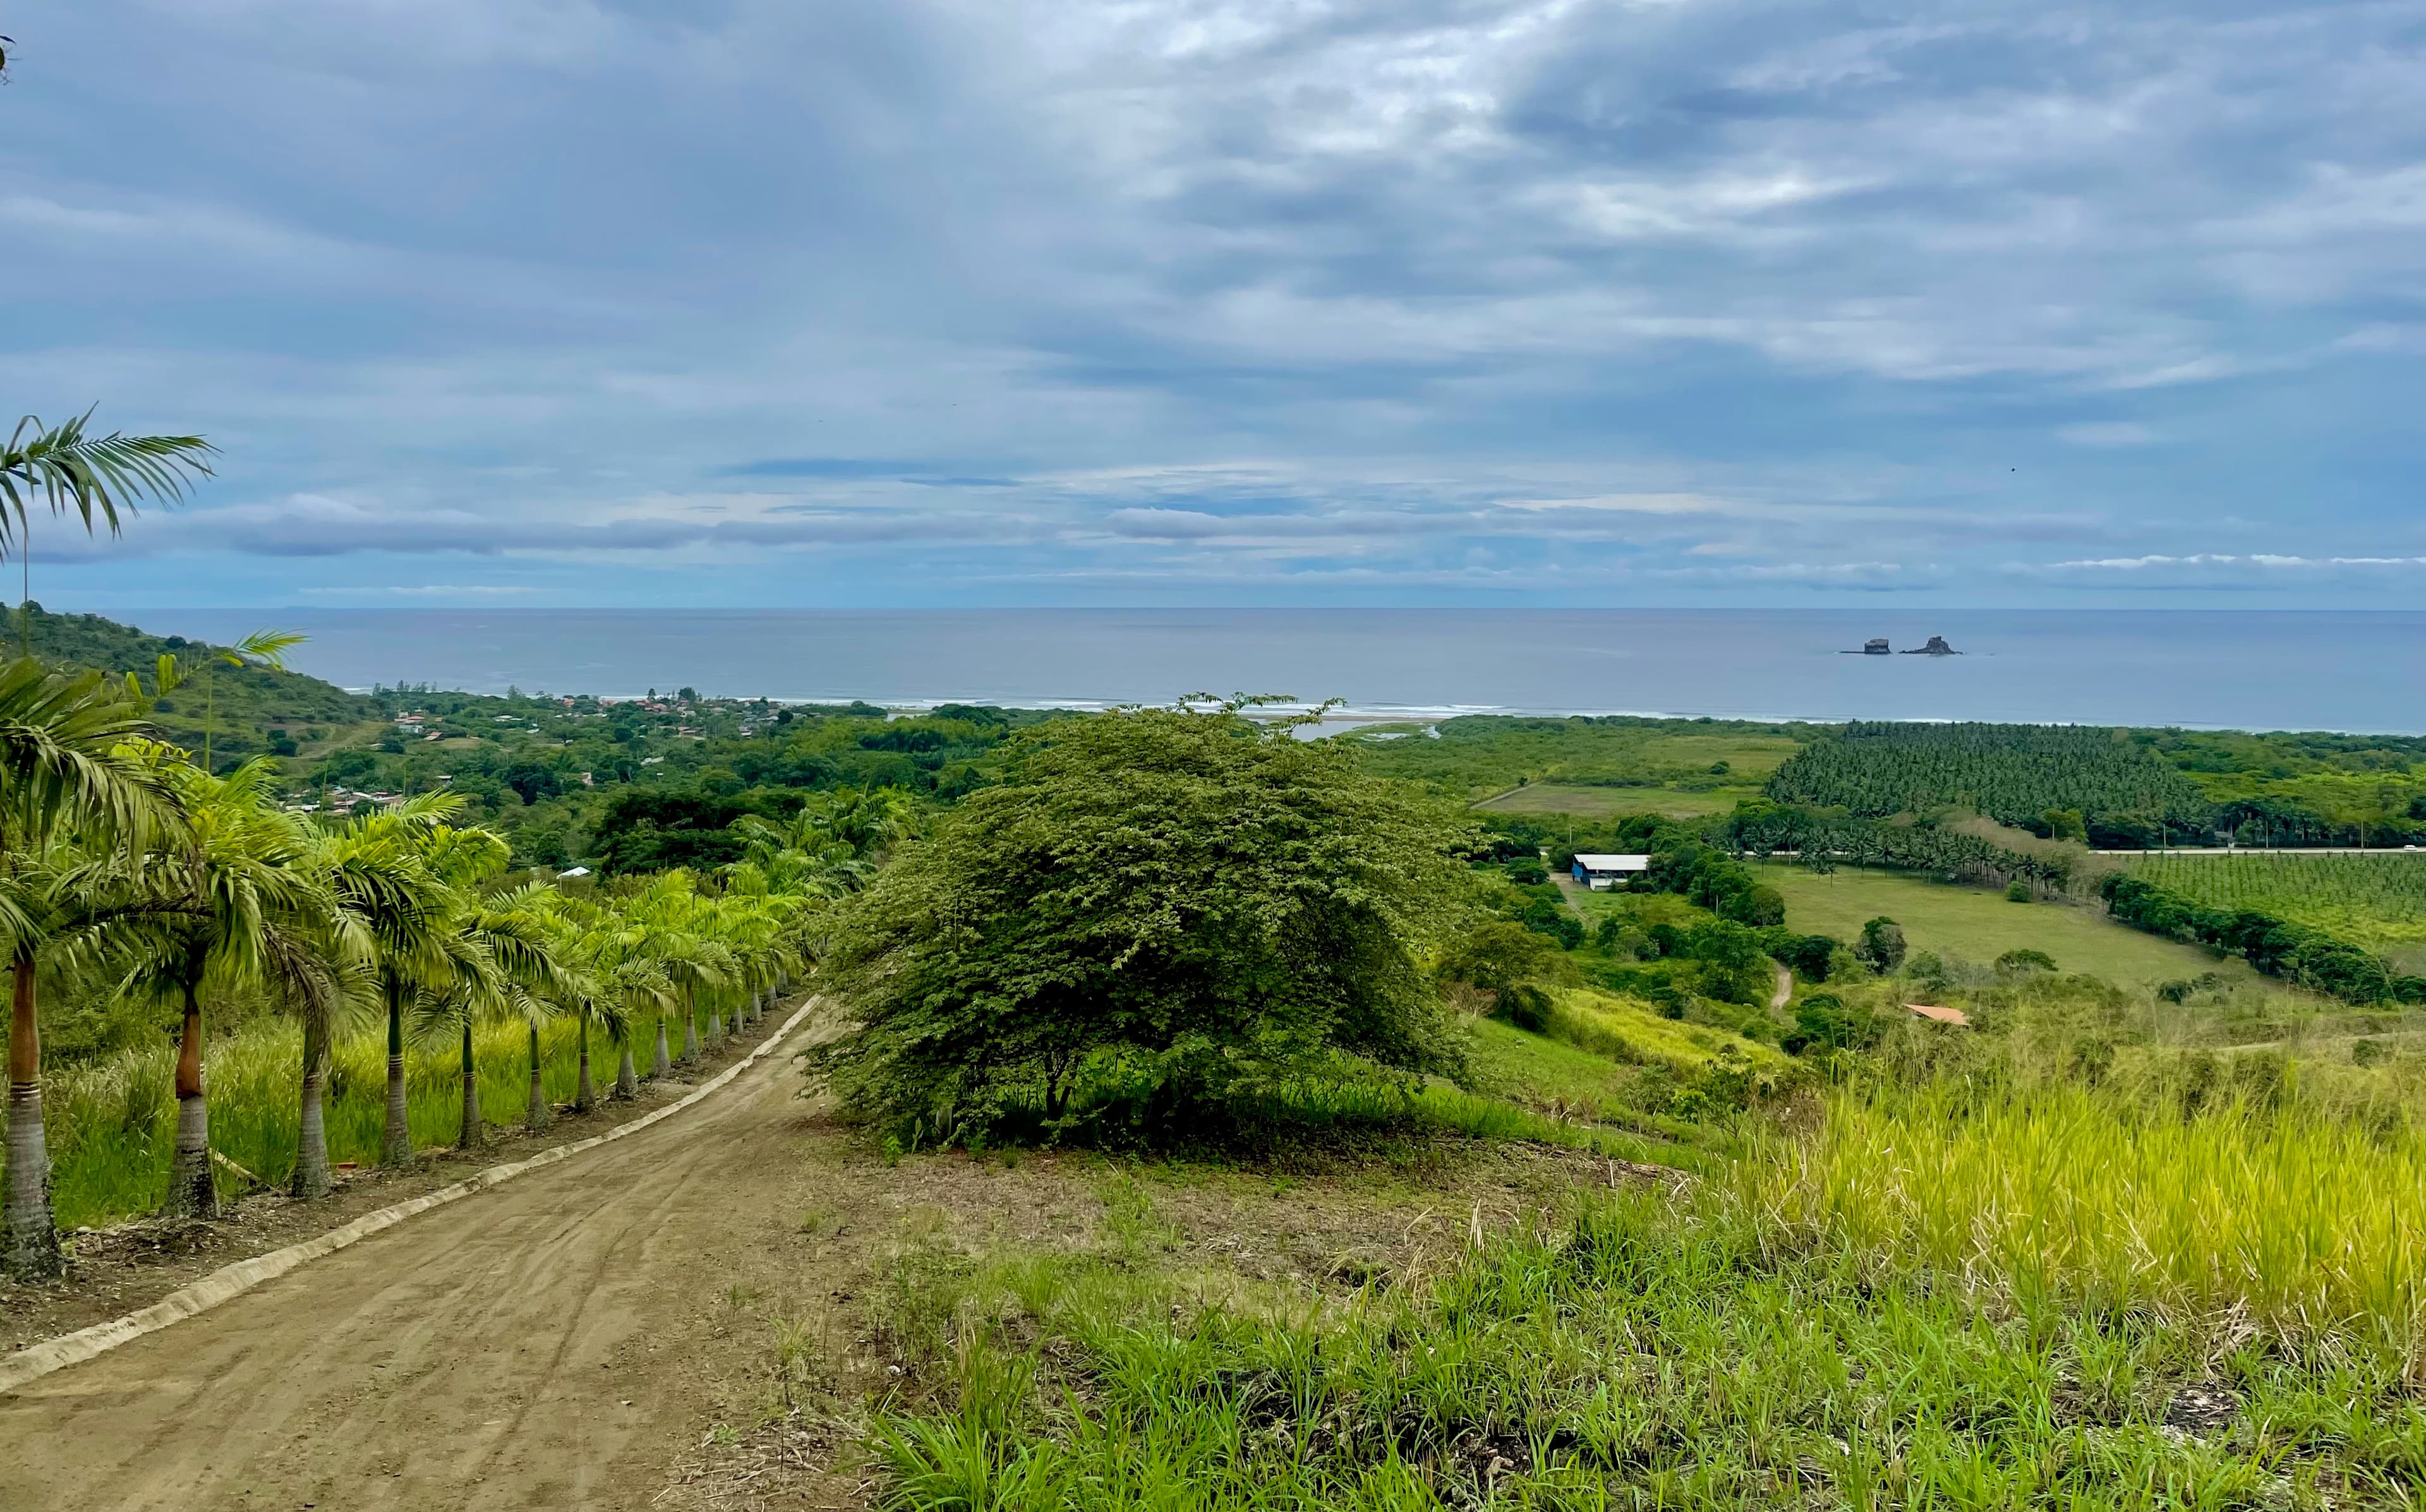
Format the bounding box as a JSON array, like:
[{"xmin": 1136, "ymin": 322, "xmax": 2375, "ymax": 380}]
[{"xmin": 0, "ymin": 1010, "xmax": 831, "ymax": 1512}]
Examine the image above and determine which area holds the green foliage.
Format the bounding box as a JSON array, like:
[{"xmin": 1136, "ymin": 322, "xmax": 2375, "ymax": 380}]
[
  {"xmin": 1995, "ymin": 947, "xmax": 2058, "ymax": 973},
  {"xmin": 44, "ymin": 1016, "xmax": 612, "ymax": 1228},
  {"xmin": 1781, "ymin": 992, "xmax": 1885, "ymax": 1054},
  {"xmin": 1436, "ymin": 919, "xmax": 1569, "ymax": 999},
  {"xmin": 0, "ymin": 411, "xmax": 214, "ymax": 561},
  {"xmin": 812, "ymin": 704, "xmax": 1476, "ymax": 1143},
  {"xmin": 2126, "ymin": 853, "xmax": 2426, "ymax": 961},
  {"xmin": 1856, "ymin": 916, "xmax": 1906, "ymax": 973},
  {"xmin": 1765, "ymin": 929, "xmax": 1845, "ymax": 981},
  {"xmin": 1344, "ymin": 714, "xmax": 1808, "ymax": 798},
  {"xmin": 1723, "ymin": 800, "xmax": 2076, "ymax": 891},
  {"xmin": 6, "ymin": 603, "xmax": 374, "ymax": 766},
  {"xmin": 1494, "ymin": 982, "xmax": 1553, "ymax": 1033},
  {"xmin": 2101, "ymin": 872, "xmax": 2417, "ymax": 1004},
  {"xmin": 1766, "ymin": 721, "xmax": 2211, "ymax": 839},
  {"xmin": 874, "ymin": 1182, "xmax": 2423, "ymax": 1511}
]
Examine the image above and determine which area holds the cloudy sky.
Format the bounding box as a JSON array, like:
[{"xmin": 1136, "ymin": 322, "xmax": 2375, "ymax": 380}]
[{"xmin": 4, "ymin": 0, "xmax": 2422, "ymax": 608}]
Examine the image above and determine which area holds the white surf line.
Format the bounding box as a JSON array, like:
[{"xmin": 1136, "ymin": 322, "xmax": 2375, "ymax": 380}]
[{"xmin": 0, "ymin": 997, "xmax": 820, "ymax": 1398}]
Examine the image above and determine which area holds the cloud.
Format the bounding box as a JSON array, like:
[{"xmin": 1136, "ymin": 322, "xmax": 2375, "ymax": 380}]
[
  {"xmin": 2058, "ymin": 423, "xmax": 2157, "ymax": 447},
  {"xmin": 5, "ymin": 0, "xmax": 2423, "ymax": 609},
  {"xmin": 2042, "ymin": 553, "xmax": 2426, "ymax": 570},
  {"xmin": 297, "ymin": 583, "xmax": 543, "ymax": 597}
]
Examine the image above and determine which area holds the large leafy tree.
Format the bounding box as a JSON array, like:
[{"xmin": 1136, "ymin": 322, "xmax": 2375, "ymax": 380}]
[{"xmin": 814, "ymin": 702, "xmax": 1476, "ymax": 1139}]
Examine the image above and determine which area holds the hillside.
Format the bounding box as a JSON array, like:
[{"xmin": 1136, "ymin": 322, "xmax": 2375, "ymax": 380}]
[{"xmin": 6, "ymin": 603, "xmax": 381, "ymax": 764}]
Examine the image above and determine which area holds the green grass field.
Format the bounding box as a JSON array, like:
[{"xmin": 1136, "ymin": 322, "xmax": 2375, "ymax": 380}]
[
  {"xmin": 1475, "ymin": 783, "xmax": 1761, "ymax": 819},
  {"xmin": 1752, "ymin": 863, "xmax": 2251, "ymax": 986}
]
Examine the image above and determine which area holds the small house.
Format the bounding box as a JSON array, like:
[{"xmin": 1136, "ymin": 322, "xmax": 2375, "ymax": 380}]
[{"xmin": 1571, "ymin": 853, "xmax": 1651, "ymax": 890}]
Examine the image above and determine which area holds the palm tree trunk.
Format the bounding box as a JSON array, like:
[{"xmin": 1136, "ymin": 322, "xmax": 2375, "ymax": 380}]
[
  {"xmin": 458, "ymin": 1019, "xmax": 482, "ymax": 1151},
  {"xmin": 293, "ymin": 1002, "xmax": 332, "ymax": 1199},
  {"xmin": 574, "ymin": 1017, "xmax": 598, "ymax": 1112},
  {"xmin": 704, "ymin": 1004, "xmax": 724, "ymax": 1052},
  {"xmin": 525, "ymin": 1021, "xmax": 551, "ymax": 1131},
  {"xmin": 614, "ymin": 1040, "xmax": 638, "ymax": 1100},
  {"xmin": 651, "ymin": 1017, "xmax": 671, "ymax": 1079},
  {"xmin": 681, "ymin": 1009, "xmax": 701, "ymax": 1067},
  {"xmin": 4, "ymin": 952, "xmax": 61, "ymax": 1279},
  {"xmin": 381, "ymin": 987, "xmax": 411, "ymax": 1166},
  {"xmin": 162, "ymin": 981, "xmax": 216, "ymax": 1219}
]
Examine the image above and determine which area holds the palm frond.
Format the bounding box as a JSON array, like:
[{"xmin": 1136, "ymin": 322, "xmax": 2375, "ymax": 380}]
[{"xmin": 0, "ymin": 411, "xmax": 214, "ymax": 558}]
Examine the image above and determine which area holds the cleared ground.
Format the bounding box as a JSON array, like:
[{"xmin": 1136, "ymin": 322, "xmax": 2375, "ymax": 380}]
[
  {"xmin": 1476, "ymin": 784, "xmax": 1759, "ymax": 819},
  {"xmin": 1751, "ymin": 863, "xmax": 2253, "ymax": 987}
]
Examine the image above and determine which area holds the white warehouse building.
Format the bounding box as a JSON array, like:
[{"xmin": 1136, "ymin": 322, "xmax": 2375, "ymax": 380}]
[{"xmin": 1570, "ymin": 853, "xmax": 1651, "ymax": 890}]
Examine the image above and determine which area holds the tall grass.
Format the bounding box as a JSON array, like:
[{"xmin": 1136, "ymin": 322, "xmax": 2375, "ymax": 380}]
[
  {"xmin": 1739, "ymin": 1077, "xmax": 2426, "ymax": 1369},
  {"xmin": 44, "ymin": 1013, "xmax": 692, "ymax": 1230},
  {"xmin": 869, "ymin": 1184, "xmax": 2426, "ymax": 1510}
]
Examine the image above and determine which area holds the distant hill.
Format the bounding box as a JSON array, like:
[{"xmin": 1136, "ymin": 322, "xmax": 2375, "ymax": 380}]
[{"xmin": 6, "ymin": 603, "xmax": 382, "ymax": 767}]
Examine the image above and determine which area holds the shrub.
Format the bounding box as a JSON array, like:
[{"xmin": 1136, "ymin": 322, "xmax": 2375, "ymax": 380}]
[
  {"xmin": 1856, "ymin": 916, "xmax": 1905, "ymax": 973},
  {"xmin": 1767, "ymin": 931, "xmax": 1842, "ymax": 982},
  {"xmin": 1494, "ymin": 983, "xmax": 1553, "ymax": 1034},
  {"xmin": 1782, "ymin": 993, "xmax": 1883, "ymax": 1055},
  {"xmin": 812, "ymin": 704, "xmax": 1475, "ymax": 1141}
]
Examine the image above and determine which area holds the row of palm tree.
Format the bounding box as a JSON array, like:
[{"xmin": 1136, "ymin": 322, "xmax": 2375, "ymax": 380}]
[{"xmin": 1, "ymin": 658, "xmax": 869, "ymax": 1277}]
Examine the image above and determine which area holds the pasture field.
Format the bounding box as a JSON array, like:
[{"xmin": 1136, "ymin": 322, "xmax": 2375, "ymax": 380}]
[
  {"xmin": 1347, "ymin": 716, "xmax": 1805, "ymax": 800},
  {"xmin": 1473, "ymin": 783, "xmax": 1761, "ymax": 819},
  {"xmin": 1751, "ymin": 862, "xmax": 2252, "ymax": 985},
  {"xmin": 2126, "ymin": 852, "xmax": 2426, "ymax": 969}
]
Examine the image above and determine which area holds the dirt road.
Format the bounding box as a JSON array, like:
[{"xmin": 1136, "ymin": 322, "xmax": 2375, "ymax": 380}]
[{"xmin": 0, "ymin": 1013, "xmax": 831, "ymax": 1512}]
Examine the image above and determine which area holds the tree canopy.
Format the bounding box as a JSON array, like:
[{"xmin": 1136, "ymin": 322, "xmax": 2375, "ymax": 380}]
[{"xmin": 813, "ymin": 703, "xmax": 1477, "ymax": 1141}]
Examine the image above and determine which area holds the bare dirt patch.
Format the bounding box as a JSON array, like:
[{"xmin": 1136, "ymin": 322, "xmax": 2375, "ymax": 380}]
[{"xmin": 653, "ymin": 1135, "xmax": 1672, "ymax": 1509}]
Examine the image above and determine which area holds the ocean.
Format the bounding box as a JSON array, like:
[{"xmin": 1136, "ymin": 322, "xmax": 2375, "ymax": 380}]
[{"xmin": 154, "ymin": 608, "xmax": 2426, "ymax": 735}]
